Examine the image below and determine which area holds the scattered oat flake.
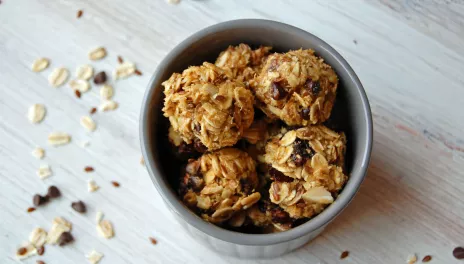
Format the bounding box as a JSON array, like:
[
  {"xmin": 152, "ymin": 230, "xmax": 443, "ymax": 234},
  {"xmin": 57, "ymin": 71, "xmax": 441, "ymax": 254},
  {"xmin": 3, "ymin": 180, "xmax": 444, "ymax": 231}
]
[
  {"xmin": 168, "ymin": 0, "xmax": 180, "ymax": 4},
  {"xmin": 90, "ymin": 107, "xmax": 97, "ymax": 114},
  {"xmin": 37, "ymin": 260, "xmax": 45, "ymax": 264},
  {"xmin": 96, "ymin": 220, "xmax": 114, "ymax": 239},
  {"xmin": 149, "ymin": 237, "xmax": 157, "ymax": 245},
  {"xmin": 84, "ymin": 166, "xmax": 94, "ymax": 172},
  {"xmin": 48, "ymin": 67, "xmax": 69, "ymax": 87},
  {"xmin": 407, "ymin": 254, "xmax": 417, "ymax": 264},
  {"xmin": 37, "ymin": 165, "xmax": 52, "ymax": 180},
  {"xmin": 27, "ymin": 207, "xmax": 36, "ymax": 213},
  {"xmin": 95, "ymin": 211, "xmax": 104, "ymax": 223},
  {"xmin": 80, "ymin": 116, "xmax": 97, "ymax": 131},
  {"xmin": 28, "ymin": 104, "xmax": 46, "ymax": 123},
  {"xmin": 86, "ymin": 250, "xmax": 104, "ymax": 264},
  {"xmin": 140, "ymin": 156, "xmax": 145, "ymax": 165},
  {"xmin": 29, "ymin": 227, "xmax": 47, "ymax": 247},
  {"xmin": 88, "ymin": 179, "xmax": 100, "ymax": 192},
  {"xmin": 89, "ymin": 47, "xmax": 107, "ymax": 60},
  {"xmin": 46, "ymin": 217, "xmax": 72, "ymax": 245},
  {"xmin": 100, "ymin": 84, "xmax": 114, "ymax": 100},
  {"xmin": 99, "ymin": 100, "xmax": 118, "ymax": 111},
  {"xmin": 117, "ymin": 56, "xmax": 123, "ymax": 64},
  {"xmin": 32, "ymin": 147, "xmax": 45, "ymax": 159},
  {"xmin": 15, "ymin": 243, "xmax": 37, "ymax": 260},
  {"xmin": 135, "ymin": 69, "xmax": 142, "ymax": 76},
  {"xmin": 69, "ymin": 79, "xmax": 90, "ymax": 92},
  {"xmin": 111, "ymin": 181, "xmax": 120, "ymax": 187},
  {"xmin": 340, "ymin": 251, "xmax": 349, "ymax": 259},
  {"xmin": 77, "ymin": 9, "xmax": 83, "ymax": 18},
  {"xmin": 113, "ymin": 62, "xmax": 136, "ymax": 80},
  {"xmin": 31, "ymin": 58, "xmax": 50, "ymax": 72},
  {"xmin": 422, "ymin": 255, "xmax": 432, "ymax": 262},
  {"xmin": 76, "ymin": 64, "xmax": 94, "ymax": 80},
  {"xmin": 48, "ymin": 132, "xmax": 71, "ymax": 146}
]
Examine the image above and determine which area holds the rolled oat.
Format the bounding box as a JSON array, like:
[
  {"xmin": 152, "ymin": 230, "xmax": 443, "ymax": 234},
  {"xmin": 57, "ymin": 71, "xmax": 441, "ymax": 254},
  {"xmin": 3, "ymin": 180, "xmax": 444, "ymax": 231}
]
[
  {"xmin": 88, "ymin": 47, "xmax": 107, "ymax": 60},
  {"xmin": 80, "ymin": 116, "xmax": 96, "ymax": 131},
  {"xmin": 31, "ymin": 58, "xmax": 49, "ymax": 72},
  {"xmin": 48, "ymin": 132, "xmax": 71, "ymax": 146},
  {"xmin": 113, "ymin": 62, "xmax": 136, "ymax": 80},
  {"xmin": 29, "ymin": 227, "xmax": 47, "ymax": 247},
  {"xmin": 48, "ymin": 67, "xmax": 69, "ymax": 87},
  {"xmin": 100, "ymin": 84, "xmax": 113, "ymax": 100},
  {"xmin": 37, "ymin": 165, "xmax": 52, "ymax": 180},
  {"xmin": 86, "ymin": 250, "xmax": 104, "ymax": 264},
  {"xmin": 69, "ymin": 79, "xmax": 90, "ymax": 92},
  {"xmin": 32, "ymin": 147, "xmax": 45, "ymax": 159},
  {"xmin": 76, "ymin": 64, "xmax": 94, "ymax": 80},
  {"xmin": 99, "ymin": 100, "xmax": 118, "ymax": 111},
  {"xmin": 96, "ymin": 220, "xmax": 114, "ymax": 239},
  {"xmin": 28, "ymin": 104, "xmax": 46, "ymax": 123}
]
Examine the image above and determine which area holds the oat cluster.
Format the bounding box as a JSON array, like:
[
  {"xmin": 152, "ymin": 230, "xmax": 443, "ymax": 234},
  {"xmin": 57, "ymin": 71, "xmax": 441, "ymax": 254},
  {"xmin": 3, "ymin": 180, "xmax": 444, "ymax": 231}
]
[{"xmin": 163, "ymin": 43, "xmax": 348, "ymax": 233}]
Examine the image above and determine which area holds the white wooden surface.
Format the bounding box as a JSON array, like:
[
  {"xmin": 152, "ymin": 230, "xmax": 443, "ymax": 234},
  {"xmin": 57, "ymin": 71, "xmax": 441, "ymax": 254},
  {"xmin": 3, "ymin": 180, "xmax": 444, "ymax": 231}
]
[{"xmin": 1, "ymin": 0, "xmax": 463, "ymax": 263}]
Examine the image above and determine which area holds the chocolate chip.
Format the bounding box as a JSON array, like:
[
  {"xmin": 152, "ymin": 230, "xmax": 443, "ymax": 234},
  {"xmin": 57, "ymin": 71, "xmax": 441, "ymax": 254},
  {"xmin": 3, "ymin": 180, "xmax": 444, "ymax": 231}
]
[
  {"xmin": 271, "ymin": 81, "xmax": 287, "ymax": 100},
  {"xmin": 270, "ymin": 207, "xmax": 291, "ymax": 224},
  {"xmin": 71, "ymin": 201, "xmax": 86, "ymax": 213},
  {"xmin": 453, "ymin": 247, "xmax": 464, "ymax": 259},
  {"xmin": 194, "ymin": 123, "xmax": 201, "ymax": 132},
  {"xmin": 37, "ymin": 261, "xmax": 45, "ymax": 264},
  {"xmin": 90, "ymin": 107, "xmax": 97, "ymax": 114},
  {"xmin": 422, "ymin": 255, "xmax": 432, "ymax": 262},
  {"xmin": 27, "ymin": 207, "xmax": 36, "ymax": 213},
  {"xmin": 340, "ymin": 251, "xmax": 349, "ymax": 259},
  {"xmin": 117, "ymin": 56, "xmax": 123, "ymax": 64},
  {"xmin": 93, "ymin": 71, "xmax": 107, "ymax": 85},
  {"xmin": 292, "ymin": 138, "xmax": 314, "ymax": 162},
  {"xmin": 76, "ymin": 10, "xmax": 83, "ymax": 18},
  {"xmin": 47, "ymin": 186, "xmax": 61, "ymax": 198},
  {"xmin": 37, "ymin": 246, "xmax": 44, "ymax": 256},
  {"xmin": 57, "ymin": 232, "xmax": 74, "ymax": 246},
  {"xmin": 84, "ymin": 166, "xmax": 94, "ymax": 172},
  {"xmin": 111, "ymin": 181, "xmax": 120, "ymax": 188},
  {"xmin": 240, "ymin": 179, "xmax": 253, "ymax": 194},
  {"xmin": 17, "ymin": 247, "xmax": 27, "ymax": 256},
  {"xmin": 194, "ymin": 140, "xmax": 207, "ymax": 153},
  {"xmin": 305, "ymin": 79, "xmax": 321, "ymax": 96},
  {"xmin": 301, "ymin": 108, "xmax": 310, "ymax": 120},
  {"xmin": 33, "ymin": 194, "xmax": 48, "ymax": 206},
  {"xmin": 149, "ymin": 237, "xmax": 157, "ymax": 245},
  {"xmin": 269, "ymin": 168, "xmax": 293, "ymax": 182},
  {"xmin": 188, "ymin": 175, "xmax": 204, "ymax": 192}
]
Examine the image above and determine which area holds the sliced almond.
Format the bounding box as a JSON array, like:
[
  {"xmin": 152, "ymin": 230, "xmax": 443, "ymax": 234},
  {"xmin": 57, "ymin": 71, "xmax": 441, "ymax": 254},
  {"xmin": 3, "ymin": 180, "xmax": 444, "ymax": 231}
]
[
  {"xmin": 86, "ymin": 250, "xmax": 104, "ymax": 264},
  {"xmin": 211, "ymin": 207, "xmax": 234, "ymax": 221},
  {"xmin": 89, "ymin": 47, "xmax": 107, "ymax": 60},
  {"xmin": 48, "ymin": 67, "xmax": 69, "ymax": 87},
  {"xmin": 113, "ymin": 62, "xmax": 135, "ymax": 80},
  {"xmin": 407, "ymin": 254, "xmax": 417, "ymax": 264},
  {"xmin": 95, "ymin": 211, "xmax": 104, "ymax": 223},
  {"xmin": 311, "ymin": 153, "xmax": 328, "ymax": 170},
  {"xmin": 80, "ymin": 116, "xmax": 96, "ymax": 131},
  {"xmin": 15, "ymin": 243, "xmax": 37, "ymax": 260},
  {"xmin": 76, "ymin": 64, "xmax": 94, "ymax": 80},
  {"xmin": 228, "ymin": 211, "xmax": 246, "ymax": 227},
  {"xmin": 96, "ymin": 220, "xmax": 114, "ymax": 239},
  {"xmin": 32, "ymin": 147, "xmax": 45, "ymax": 159},
  {"xmin": 88, "ymin": 179, "xmax": 100, "ymax": 192},
  {"xmin": 48, "ymin": 132, "xmax": 71, "ymax": 146},
  {"xmin": 31, "ymin": 58, "xmax": 49, "ymax": 72},
  {"xmin": 240, "ymin": 192, "xmax": 261, "ymax": 209},
  {"xmin": 99, "ymin": 100, "xmax": 118, "ymax": 111},
  {"xmin": 302, "ymin": 186, "xmax": 334, "ymax": 204},
  {"xmin": 69, "ymin": 79, "xmax": 90, "ymax": 92},
  {"xmin": 279, "ymin": 130, "xmax": 297, "ymax": 146},
  {"xmin": 46, "ymin": 217, "xmax": 72, "ymax": 244},
  {"xmin": 29, "ymin": 227, "xmax": 47, "ymax": 247},
  {"xmin": 28, "ymin": 104, "xmax": 46, "ymax": 123},
  {"xmin": 100, "ymin": 84, "xmax": 114, "ymax": 100},
  {"xmin": 37, "ymin": 165, "xmax": 52, "ymax": 180}
]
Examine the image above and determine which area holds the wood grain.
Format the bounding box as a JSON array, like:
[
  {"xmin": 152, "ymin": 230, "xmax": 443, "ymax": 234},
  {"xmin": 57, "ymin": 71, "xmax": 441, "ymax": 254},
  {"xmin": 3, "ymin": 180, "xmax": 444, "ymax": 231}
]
[{"xmin": 0, "ymin": 0, "xmax": 463, "ymax": 263}]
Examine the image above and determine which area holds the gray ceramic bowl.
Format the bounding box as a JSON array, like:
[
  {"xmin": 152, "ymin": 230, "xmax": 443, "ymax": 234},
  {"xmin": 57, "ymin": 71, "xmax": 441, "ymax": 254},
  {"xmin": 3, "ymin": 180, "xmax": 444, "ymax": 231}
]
[{"xmin": 140, "ymin": 19, "xmax": 373, "ymax": 258}]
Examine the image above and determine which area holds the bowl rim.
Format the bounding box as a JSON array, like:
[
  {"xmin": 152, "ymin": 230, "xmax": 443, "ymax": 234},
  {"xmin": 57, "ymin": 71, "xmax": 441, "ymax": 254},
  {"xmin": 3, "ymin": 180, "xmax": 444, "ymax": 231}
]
[{"xmin": 140, "ymin": 19, "xmax": 373, "ymax": 246}]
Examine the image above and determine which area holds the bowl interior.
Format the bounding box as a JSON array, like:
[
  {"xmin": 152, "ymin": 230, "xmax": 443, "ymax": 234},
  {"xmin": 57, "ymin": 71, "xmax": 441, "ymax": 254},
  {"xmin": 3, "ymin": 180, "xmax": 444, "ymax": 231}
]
[{"xmin": 141, "ymin": 20, "xmax": 372, "ymax": 245}]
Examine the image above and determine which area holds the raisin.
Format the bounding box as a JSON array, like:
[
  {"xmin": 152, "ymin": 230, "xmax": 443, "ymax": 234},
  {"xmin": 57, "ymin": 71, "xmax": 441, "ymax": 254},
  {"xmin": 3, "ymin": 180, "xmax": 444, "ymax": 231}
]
[
  {"xmin": 301, "ymin": 108, "xmax": 310, "ymax": 120},
  {"xmin": 290, "ymin": 153, "xmax": 306, "ymax": 167},
  {"xmin": 271, "ymin": 81, "xmax": 287, "ymax": 100},
  {"xmin": 270, "ymin": 207, "xmax": 291, "ymax": 224},
  {"xmin": 240, "ymin": 179, "xmax": 253, "ymax": 194},
  {"xmin": 188, "ymin": 175, "xmax": 204, "ymax": 192},
  {"xmin": 304, "ymin": 79, "xmax": 321, "ymax": 96},
  {"xmin": 292, "ymin": 139, "xmax": 314, "ymax": 161},
  {"xmin": 269, "ymin": 168, "xmax": 293, "ymax": 182},
  {"xmin": 93, "ymin": 71, "xmax": 107, "ymax": 85},
  {"xmin": 178, "ymin": 143, "xmax": 195, "ymax": 155},
  {"xmin": 193, "ymin": 140, "xmax": 207, "ymax": 153}
]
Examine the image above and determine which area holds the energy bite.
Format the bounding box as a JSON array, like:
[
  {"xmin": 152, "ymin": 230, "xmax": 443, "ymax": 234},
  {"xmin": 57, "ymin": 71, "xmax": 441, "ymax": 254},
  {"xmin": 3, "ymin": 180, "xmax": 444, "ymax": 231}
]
[
  {"xmin": 251, "ymin": 49, "xmax": 338, "ymax": 126},
  {"xmin": 263, "ymin": 126, "xmax": 347, "ymax": 219},
  {"xmin": 215, "ymin": 44, "xmax": 271, "ymax": 84},
  {"xmin": 162, "ymin": 62, "xmax": 255, "ymax": 151},
  {"xmin": 179, "ymin": 148, "xmax": 261, "ymax": 224}
]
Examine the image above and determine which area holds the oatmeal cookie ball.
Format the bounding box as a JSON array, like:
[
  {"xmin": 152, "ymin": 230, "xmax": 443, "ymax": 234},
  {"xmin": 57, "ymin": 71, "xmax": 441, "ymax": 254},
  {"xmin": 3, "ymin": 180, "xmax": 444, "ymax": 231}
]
[
  {"xmin": 215, "ymin": 44, "xmax": 271, "ymax": 84},
  {"xmin": 179, "ymin": 148, "xmax": 261, "ymax": 224},
  {"xmin": 263, "ymin": 126, "xmax": 347, "ymax": 219},
  {"xmin": 250, "ymin": 49, "xmax": 338, "ymax": 125},
  {"xmin": 162, "ymin": 62, "xmax": 255, "ymax": 151}
]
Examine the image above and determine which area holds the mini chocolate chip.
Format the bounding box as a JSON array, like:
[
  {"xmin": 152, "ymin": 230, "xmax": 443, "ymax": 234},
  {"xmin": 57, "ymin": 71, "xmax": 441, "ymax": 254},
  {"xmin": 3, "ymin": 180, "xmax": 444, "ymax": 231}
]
[
  {"xmin": 269, "ymin": 168, "xmax": 293, "ymax": 182},
  {"xmin": 47, "ymin": 186, "xmax": 61, "ymax": 198},
  {"xmin": 301, "ymin": 108, "xmax": 310, "ymax": 120},
  {"xmin": 90, "ymin": 107, "xmax": 97, "ymax": 114},
  {"xmin": 37, "ymin": 261, "xmax": 45, "ymax": 264},
  {"xmin": 71, "ymin": 201, "xmax": 86, "ymax": 213},
  {"xmin": 33, "ymin": 194, "xmax": 48, "ymax": 206},
  {"xmin": 149, "ymin": 237, "xmax": 157, "ymax": 245},
  {"xmin": 422, "ymin": 255, "xmax": 432, "ymax": 262},
  {"xmin": 75, "ymin": 90, "xmax": 81, "ymax": 98},
  {"xmin": 111, "ymin": 181, "xmax": 120, "ymax": 188},
  {"xmin": 17, "ymin": 247, "xmax": 27, "ymax": 256},
  {"xmin": 84, "ymin": 166, "xmax": 94, "ymax": 172},
  {"xmin": 271, "ymin": 81, "xmax": 287, "ymax": 100},
  {"xmin": 134, "ymin": 69, "xmax": 142, "ymax": 76},
  {"xmin": 453, "ymin": 247, "xmax": 464, "ymax": 259},
  {"xmin": 117, "ymin": 56, "xmax": 123, "ymax": 64},
  {"xmin": 57, "ymin": 232, "xmax": 74, "ymax": 246},
  {"xmin": 37, "ymin": 246, "xmax": 44, "ymax": 256},
  {"xmin": 305, "ymin": 79, "xmax": 321, "ymax": 96},
  {"xmin": 194, "ymin": 140, "xmax": 207, "ymax": 153},
  {"xmin": 93, "ymin": 71, "xmax": 107, "ymax": 85},
  {"xmin": 27, "ymin": 207, "xmax": 36, "ymax": 213},
  {"xmin": 76, "ymin": 10, "xmax": 83, "ymax": 18},
  {"xmin": 340, "ymin": 251, "xmax": 349, "ymax": 259}
]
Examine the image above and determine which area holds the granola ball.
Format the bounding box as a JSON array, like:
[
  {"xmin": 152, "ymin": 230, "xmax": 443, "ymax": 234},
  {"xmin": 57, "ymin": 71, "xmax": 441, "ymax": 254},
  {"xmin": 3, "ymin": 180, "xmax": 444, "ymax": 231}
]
[
  {"xmin": 162, "ymin": 62, "xmax": 255, "ymax": 151},
  {"xmin": 250, "ymin": 49, "xmax": 338, "ymax": 125},
  {"xmin": 215, "ymin": 44, "xmax": 271, "ymax": 84},
  {"xmin": 179, "ymin": 148, "xmax": 261, "ymax": 224},
  {"xmin": 263, "ymin": 126, "xmax": 347, "ymax": 219}
]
